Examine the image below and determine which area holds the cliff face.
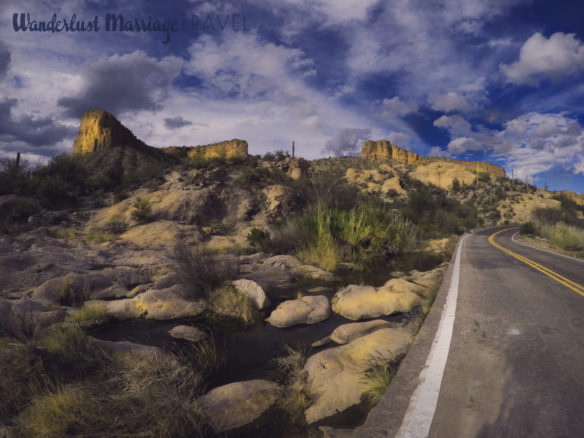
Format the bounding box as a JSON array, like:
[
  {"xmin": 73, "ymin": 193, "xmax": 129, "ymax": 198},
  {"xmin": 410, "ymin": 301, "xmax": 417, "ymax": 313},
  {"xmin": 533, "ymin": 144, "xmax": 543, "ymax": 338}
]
[
  {"xmin": 360, "ymin": 139, "xmax": 506, "ymax": 178},
  {"xmin": 360, "ymin": 140, "xmax": 422, "ymax": 165},
  {"xmin": 72, "ymin": 109, "xmax": 146, "ymax": 155}
]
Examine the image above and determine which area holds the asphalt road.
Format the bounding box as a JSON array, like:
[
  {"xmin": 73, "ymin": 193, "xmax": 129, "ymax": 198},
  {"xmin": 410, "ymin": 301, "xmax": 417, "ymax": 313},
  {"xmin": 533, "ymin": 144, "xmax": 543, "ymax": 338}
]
[{"xmin": 428, "ymin": 227, "xmax": 584, "ymax": 437}]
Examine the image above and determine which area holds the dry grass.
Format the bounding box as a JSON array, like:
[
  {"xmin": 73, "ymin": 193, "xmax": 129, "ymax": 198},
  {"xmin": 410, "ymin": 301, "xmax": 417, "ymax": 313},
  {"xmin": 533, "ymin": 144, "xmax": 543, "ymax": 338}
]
[
  {"xmin": 361, "ymin": 352, "xmax": 400, "ymax": 408},
  {"xmin": 205, "ymin": 285, "xmax": 259, "ymax": 330}
]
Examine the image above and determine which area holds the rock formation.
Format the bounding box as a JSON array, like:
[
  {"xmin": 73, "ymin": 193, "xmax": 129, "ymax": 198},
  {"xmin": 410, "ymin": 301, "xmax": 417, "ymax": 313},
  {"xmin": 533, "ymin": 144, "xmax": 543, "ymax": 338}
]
[
  {"xmin": 72, "ymin": 109, "xmax": 146, "ymax": 155},
  {"xmin": 72, "ymin": 109, "xmax": 248, "ymax": 159},
  {"xmin": 360, "ymin": 139, "xmax": 506, "ymax": 178},
  {"xmin": 361, "ymin": 140, "xmax": 422, "ymax": 164}
]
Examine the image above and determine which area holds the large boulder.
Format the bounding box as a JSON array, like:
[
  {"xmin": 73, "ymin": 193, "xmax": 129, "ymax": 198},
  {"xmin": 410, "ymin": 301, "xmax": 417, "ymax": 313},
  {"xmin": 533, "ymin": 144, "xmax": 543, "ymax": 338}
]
[
  {"xmin": 232, "ymin": 279, "xmax": 270, "ymax": 310},
  {"xmin": 91, "ymin": 338, "xmax": 165, "ymax": 359},
  {"xmin": 312, "ymin": 319, "xmax": 393, "ymax": 347},
  {"xmin": 98, "ymin": 285, "xmax": 205, "ymax": 320},
  {"xmin": 304, "ymin": 327, "xmax": 413, "ymax": 423},
  {"xmin": 199, "ymin": 380, "xmax": 280, "ymax": 433},
  {"xmin": 266, "ymin": 295, "xmax": 331, "ymax": 328},
  {"xmin": 331, "ymin": 278, "xmax": 423, "ymax": 321}
]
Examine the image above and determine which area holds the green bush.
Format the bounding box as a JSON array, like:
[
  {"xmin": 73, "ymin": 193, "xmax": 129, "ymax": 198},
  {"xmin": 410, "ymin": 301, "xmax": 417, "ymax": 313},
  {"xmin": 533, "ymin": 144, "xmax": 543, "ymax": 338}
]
[
  {"xmin": 520, "ymin": 222, "xmax": 537, "ymax": 235},
  {"xmin": 131, "ymin": 197, "xmax": 153, "ymax": 223}
]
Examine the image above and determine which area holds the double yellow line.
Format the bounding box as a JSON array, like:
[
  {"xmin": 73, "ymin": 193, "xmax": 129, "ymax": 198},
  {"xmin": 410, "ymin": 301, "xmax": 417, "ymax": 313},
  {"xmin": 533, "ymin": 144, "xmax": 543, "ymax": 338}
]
[{"xmin": 488, "ymin": 228, "xmax": 584, "ymax": 297}]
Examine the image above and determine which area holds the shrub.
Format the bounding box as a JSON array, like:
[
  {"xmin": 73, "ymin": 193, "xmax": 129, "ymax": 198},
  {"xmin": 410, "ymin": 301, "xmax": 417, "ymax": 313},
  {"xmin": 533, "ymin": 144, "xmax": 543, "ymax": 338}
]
[
  {"xmin": 271, "ymin": 345, "xmax": 310, "ymax": 422},
  {"xmin": 477, "ymin": 172, "xmax": 491, "ymax": 182},
  {"xmin": 520, "ymin": 222, "xmax": 537, "ymax": 235},
  {"xmin": 172, "ymin": 244, "xmax": 239, "ymax": 299},
  {"xmin": 131, "ymin": 197, "xmax": 153, "ymax": 223},
  {"xmin": 247, "ymin": 227, "xmax": 271, "ymax": 252},
  {"xmin": 174, "ymin": 335, "xmax": 221, "ymax": 378},
  {"xmin": 451, "ymin": 178, "xmax": 461, "ymax": 191},
  {"xmin": 65, "ymin": 302, "xmax": 109, "ymax": 328},
  {"xmin": 101, "ymin": 218, "xmax": 128, "ymax": 234}
]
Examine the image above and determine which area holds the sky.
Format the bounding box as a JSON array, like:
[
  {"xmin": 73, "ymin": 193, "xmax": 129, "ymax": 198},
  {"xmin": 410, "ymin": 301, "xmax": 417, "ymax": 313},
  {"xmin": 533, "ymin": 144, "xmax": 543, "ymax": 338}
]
[{"xmin": 1, "ymin": 0, "xmax": 584, "ymax": 192}]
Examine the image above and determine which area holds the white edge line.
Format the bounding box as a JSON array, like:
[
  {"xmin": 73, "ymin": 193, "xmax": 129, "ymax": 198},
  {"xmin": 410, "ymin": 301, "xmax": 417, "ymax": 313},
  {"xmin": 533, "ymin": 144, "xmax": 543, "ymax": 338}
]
[
  {"xmin": 511, "ymin": 232, "xmax": 584, "ymax": 264},
  {"xmin": 395, "ymin": 234, "xmax": 467, "ymax": 438}
]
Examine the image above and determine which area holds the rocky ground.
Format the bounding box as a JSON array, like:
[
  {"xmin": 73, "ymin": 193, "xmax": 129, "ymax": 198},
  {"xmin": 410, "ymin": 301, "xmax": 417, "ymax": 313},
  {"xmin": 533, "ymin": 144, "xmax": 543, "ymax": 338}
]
[{"xmin": 0, "ymin": 154, "xmax": 456, "ymax": 437}]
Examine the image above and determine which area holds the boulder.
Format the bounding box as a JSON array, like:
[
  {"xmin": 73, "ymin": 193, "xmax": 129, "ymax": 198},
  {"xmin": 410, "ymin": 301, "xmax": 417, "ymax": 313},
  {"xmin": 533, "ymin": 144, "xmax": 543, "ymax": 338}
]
[
  {"xmin": 266, "ymin": 295, "xmax": 331, "ymax": 328},
  {"xmin": 99, "ymin": 285, "xmax": 206, "ymax": 320},
  {"xmin": 91, "ymin": 338, "xmax": 165, "ymax": 359},
  {"xmin": 168, "ymin": 325, "xmax": 206, "ymax": 343},
  {"xmin": 331, "ymin": 278, "xmax": 423, "ymax": 321},
  {"xmin": 304, "ymin": 327, "xmax": 413, "ymax": 423},
  {"xmin": 312, "ymin": 319, "xmax": 393, "ymax": 347},
  {"xmin": 232, "ymin": 279, "xmax": 270, "ymax": 310},
  {"xmin": 200, "ymin": 380, "xmax": 280, "ymax": 433}
]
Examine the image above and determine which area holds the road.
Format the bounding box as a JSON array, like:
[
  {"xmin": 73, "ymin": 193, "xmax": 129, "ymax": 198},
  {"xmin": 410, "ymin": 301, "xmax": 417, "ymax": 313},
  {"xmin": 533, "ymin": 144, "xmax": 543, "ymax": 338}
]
[{"xmin": 355, "ymin": 227, "xmax": 584, "ymax": 438}]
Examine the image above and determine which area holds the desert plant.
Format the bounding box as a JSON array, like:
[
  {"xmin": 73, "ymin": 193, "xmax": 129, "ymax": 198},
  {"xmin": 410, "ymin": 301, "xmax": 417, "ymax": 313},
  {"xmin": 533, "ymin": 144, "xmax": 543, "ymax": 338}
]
[
  {"xmin": 534, "ymin": 220, "xmax": 584, "ymax": 251},
  {"xmin": 271, "ymin": 345, "xmax": 311, "ymax": 422},
  {"xmin": 131, "ymin": 197, "xmax": 153, "ymax": 223},
  {"xmin": 172, "ymin": 244, "xmax": 239, "ymax": 299},
  {"xmin": 65, "ymin": 301, "xmax": 109, "ymax": 328}
]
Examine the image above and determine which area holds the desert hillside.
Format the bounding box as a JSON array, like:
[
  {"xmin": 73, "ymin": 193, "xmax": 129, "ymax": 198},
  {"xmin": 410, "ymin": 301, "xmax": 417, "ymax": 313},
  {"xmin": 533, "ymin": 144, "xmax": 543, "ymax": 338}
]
[{"xmin": 0, "ymin": 109, "xmax": 582, "ymax": 437}]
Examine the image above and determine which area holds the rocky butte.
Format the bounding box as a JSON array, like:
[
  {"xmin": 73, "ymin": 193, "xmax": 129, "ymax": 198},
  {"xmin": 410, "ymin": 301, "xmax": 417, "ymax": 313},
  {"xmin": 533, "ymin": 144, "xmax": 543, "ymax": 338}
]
[
  {"xmin": 361, "ymin": 139, "xmax": 506, "ymax": 178},
  {"xmin": 72, "ymin": 109, "xmax": 248, "ymax": 159}
]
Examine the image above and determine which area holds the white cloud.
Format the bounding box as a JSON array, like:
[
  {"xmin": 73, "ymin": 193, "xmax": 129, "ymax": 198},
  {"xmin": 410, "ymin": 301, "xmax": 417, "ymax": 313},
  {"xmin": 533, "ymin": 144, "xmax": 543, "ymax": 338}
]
[
  {"xmin": 430, "ymin": 92, "xmax": 471, "ymax": 112},
  {"xmin": 435, "ymin": 112, "xmax": 584, "ymax": 180},
  {"xmin": 428, "ymin": 146, "xmax": 451, "ymax": 158},
  {"xmin": 574, "ymin": 160, "xmax": 584, "ymax": 175},
  {"xmin": 501, "ymin": 32, "xmax": 584, "ymax": 86},
  {"xmin": 387, "ymin": 131, "xmax": 411, "ymax": 146},
  {"xmin": 382, "ymin": 97, "xmax": 416, "ymax": 116}
]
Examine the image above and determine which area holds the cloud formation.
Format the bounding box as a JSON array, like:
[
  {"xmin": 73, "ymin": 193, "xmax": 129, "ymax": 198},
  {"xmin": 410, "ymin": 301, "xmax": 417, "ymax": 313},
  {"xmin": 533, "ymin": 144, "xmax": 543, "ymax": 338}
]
[
  {"xmin": 58, "ymin": 51, "xmax": 182, "ymax": 118},
  {"xmin": 501, "ymin": 32, "xmax": 584, "ymax": 86},
  {"xmin": 164, "ymin": 116, "xmax": 193, "ymax": 129},
  {"xmin": 0, "ymin": 99, "xmax": 76, "ymax": 157},
  {"xmin": 323, "ymin": 128, "xmax": 371, "ymax": 156}
]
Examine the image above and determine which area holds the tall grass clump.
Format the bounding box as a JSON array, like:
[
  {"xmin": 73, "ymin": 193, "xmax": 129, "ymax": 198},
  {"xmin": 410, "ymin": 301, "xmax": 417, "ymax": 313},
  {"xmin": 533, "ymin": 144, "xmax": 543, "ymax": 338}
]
[
  {"xmin": 293, "ymin": 202, "xmax": 416, "ymax": 271},
  {"xmin": 206, "ymin": 285, "xmax": 259, "ymax": 330},
  {"xmin": 534, "ymin": 220, "xmax": 584, "ymax": 251},
  {"xmin": 271, "ymin": 345, "xmax": 311, "ymax": 422},
  {"xmin": 361, "ymin": 352, "xmax": 402, "ymax": 408}
]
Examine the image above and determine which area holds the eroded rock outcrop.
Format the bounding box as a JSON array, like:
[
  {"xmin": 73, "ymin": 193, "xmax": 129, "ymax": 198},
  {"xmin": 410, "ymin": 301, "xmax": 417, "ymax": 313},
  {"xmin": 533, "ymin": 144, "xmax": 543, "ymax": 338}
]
[
  {"xmin": 72, "ymin": 109, "xmax": 146, "ymax": 155},
  {"xmin": 360, "ymin": 139, "xmax": 506, "ymax": 179},
  {"xmin": 361, "ymin": 140, "xmax": 422, "ymax": 164}
]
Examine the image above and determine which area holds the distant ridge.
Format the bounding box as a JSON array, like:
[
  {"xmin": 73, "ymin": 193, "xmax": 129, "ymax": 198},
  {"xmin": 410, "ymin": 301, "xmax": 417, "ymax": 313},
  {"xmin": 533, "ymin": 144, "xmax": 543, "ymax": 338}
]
[{"xmin": 360, "ymin": 139, "xmax": 506, "ymax": 178}]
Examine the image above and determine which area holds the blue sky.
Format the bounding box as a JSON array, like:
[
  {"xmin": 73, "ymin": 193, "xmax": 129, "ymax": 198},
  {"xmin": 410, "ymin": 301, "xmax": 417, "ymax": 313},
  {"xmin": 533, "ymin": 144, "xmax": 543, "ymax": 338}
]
[{"xmin": 1, "ymin": 0, "xmax": 584, "ymax": 192}]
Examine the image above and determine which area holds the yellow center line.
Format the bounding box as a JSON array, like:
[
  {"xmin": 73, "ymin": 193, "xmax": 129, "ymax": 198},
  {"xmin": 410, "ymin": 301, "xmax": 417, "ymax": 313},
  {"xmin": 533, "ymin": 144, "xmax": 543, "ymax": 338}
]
[{"xmin": 488, "ymin": 228, "xmax": 584, "ymax": 297}]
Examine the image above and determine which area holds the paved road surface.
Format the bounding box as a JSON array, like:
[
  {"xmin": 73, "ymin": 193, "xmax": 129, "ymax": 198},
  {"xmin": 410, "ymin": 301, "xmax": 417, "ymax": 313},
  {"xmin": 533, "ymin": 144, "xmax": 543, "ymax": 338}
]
[
  {"xmin": 355, "ymin": 227, "xmax": 584, "ymax": 438},
  {"xmin": 430, "ymin": 227, "xmax": 584, "ymax": 437}
]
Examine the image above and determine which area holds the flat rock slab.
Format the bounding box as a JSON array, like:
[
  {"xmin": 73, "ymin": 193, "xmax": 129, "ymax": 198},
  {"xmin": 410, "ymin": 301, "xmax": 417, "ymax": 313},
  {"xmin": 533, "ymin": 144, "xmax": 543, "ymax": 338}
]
[
  {"xmin": 200, "ymin": 379, "xmax": 280, "ymax": 433},
  {"xmin": 266, "ymin": 295, "xmax": 331, "ymax": 328},
  {"xmin": 304, "ymin": 327, "xmax": 414, "ymax": 424},
  {"xmin": 332, "ymin": 278, "xmax": 423, "ymax": 321}
]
